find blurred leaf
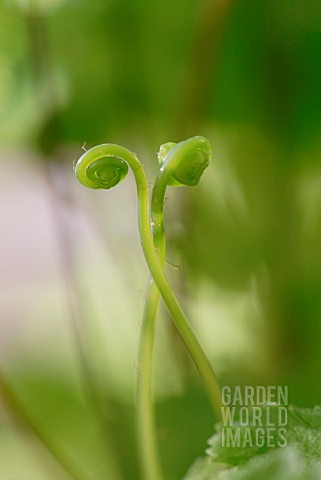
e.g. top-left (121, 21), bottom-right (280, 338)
top-left (184, 405), bottom-right (321, 480)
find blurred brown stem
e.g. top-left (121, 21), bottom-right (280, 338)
top-left (174, 0), bottom-right (235, 137)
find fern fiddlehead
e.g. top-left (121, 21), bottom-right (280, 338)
top-left (74, 139), bottom-right (222, 480)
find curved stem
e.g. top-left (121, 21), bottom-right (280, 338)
top-left (137, 141), bottom-right (222, 419)
top-left (76, 142), bottom-right (222, 414)
top-left (136, 197), bottom-right (169, 480)
top-left (137, 138), bottom-right (222, 479)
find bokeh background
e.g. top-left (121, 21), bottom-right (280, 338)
top-left (1, 0), bottom-right (321, 479)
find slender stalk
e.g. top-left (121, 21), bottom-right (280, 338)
top-left (75, 142), bottom-right (222, 417)
top-left (137, 138), bottom-right (222, 479)
top-left (137, 279), bottom-right (164, 480)
top-left (136, 158), bottom-right (171, 480)
top-left (136, 197), bottom-right (169, 480)
top-left (0, 372), bottom-right (92, 480)
top-left (135, 145), bottom-right (222, 420)
top-left (75, 140), bottom-right (222, 480)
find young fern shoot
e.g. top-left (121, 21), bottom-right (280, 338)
top-left (74, 138), bottom-right (222, 479)
top-left (137, 137), bottom-right (221, 480)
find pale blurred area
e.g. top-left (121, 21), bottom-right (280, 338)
top-left (0, 149), bottom-right (144, 384)
top-left (1, 0), bottom-right (321, 479)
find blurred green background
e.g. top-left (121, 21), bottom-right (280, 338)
top-left (1, 0), bottom-right (321, 479)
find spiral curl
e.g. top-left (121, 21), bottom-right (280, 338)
top-left (157, 136), bottom-right (211, 187)
top-left (74, 147), bottom-right (129, 190)
top-left (74, 137), bottom-right (222, 422)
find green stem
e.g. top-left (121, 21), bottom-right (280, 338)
top-left (137, 138), bottom-right (222, 479)
top-left (136, 158), bottom-right (172, 480)
top-left (136, 144), bottom-right (222, 419)
top-left (75, 143), bottom-right (221, 480)
top-left (137, 279), bottom-right (164, 480)
top-left (75, 142), bottom-right (222, 414)
top-left (0, 371), bottom-right (92, 480)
